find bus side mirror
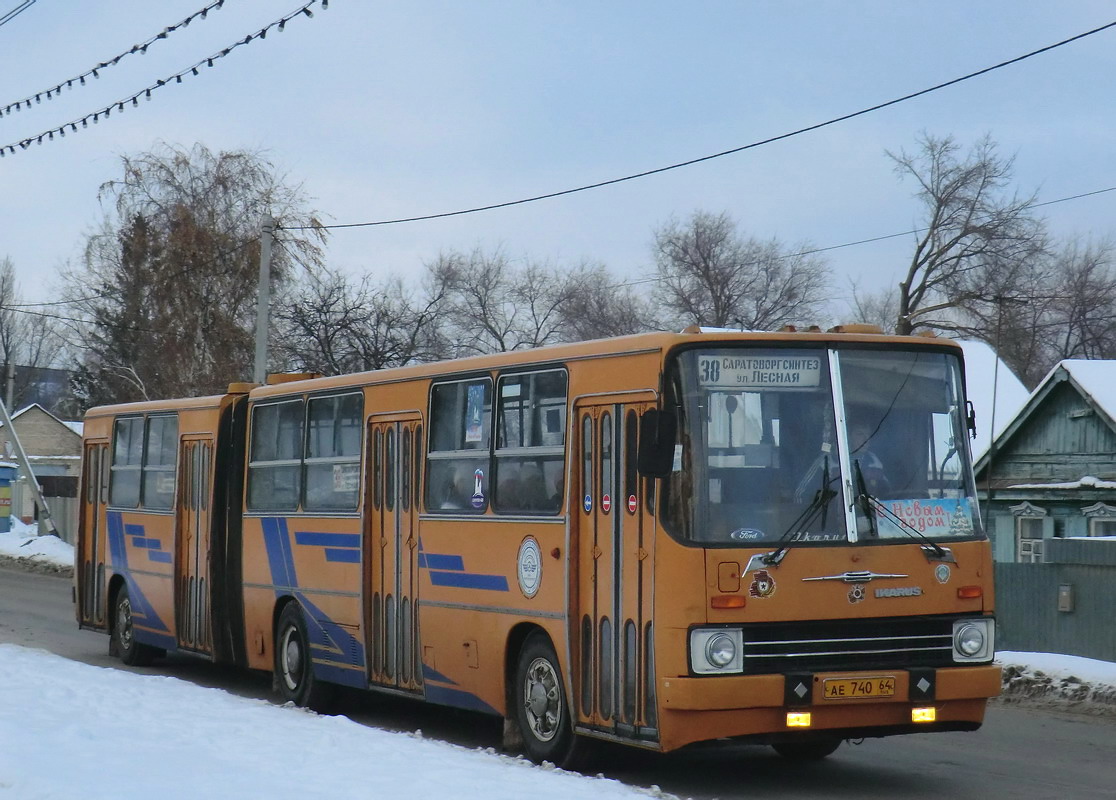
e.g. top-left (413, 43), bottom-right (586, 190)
top-left (638, 409), bottom-right (677, 478)
top-left (966, 400), bottom-right (977, 440)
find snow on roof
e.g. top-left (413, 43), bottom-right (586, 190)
top-left (2, 404), bottom-right (83, 437)
top-left (1006, 476), bottom-right (1116, 490)
top-left (956, 340), bottom-right (1029, 462)
top-left (1059, 360), bottom-right (1116, 422)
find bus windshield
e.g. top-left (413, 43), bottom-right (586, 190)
top-left (661, 346), bottom-right (983, 546)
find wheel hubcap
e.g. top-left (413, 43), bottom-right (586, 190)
top-left (280, 628), bottom-right (303, 691)
top-left (523, 657), bottom-right (561, 742)
top-left (117, 597), bottom-right (134, 649)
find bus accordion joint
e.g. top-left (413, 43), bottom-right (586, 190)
top-left (711, 595), bottom-right (745, 609)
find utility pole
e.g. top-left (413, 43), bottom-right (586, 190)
top-left (0, 396), bottom-right (56, 537)
top-left (254, 214), bottom-right (275, 384)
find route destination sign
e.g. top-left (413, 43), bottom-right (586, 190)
top-left (698, 354), bottom-right (822, 388)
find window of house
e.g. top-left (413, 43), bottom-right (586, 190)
top-left (426, 378), bottom-right (492, 512)
top-left (1082, 503), bottom-right (1116, 537)
top-left (1016, 516), bottom-right (1045, 563)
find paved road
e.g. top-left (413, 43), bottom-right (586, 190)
top-left (3, 565), bottom-right (1114, 799)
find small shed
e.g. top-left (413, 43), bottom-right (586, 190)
top-left (974, 360), bottom-right (1116, 562)
top-left (0, 404), bottom-right (83, 540)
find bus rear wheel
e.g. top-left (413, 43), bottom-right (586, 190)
top-left (274, 602), bottom-right (333, 711)
top-left (772, 738), bottom-right (842, 760)
top-left (111, 584), bottom-right (161, 667)
top-left (514, 633), bottom-right (585, 768)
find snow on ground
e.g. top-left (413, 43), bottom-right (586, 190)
top-left (0, 520), bottom-right (73, 574)
top-left (0, 644), bottom-right (671, 800)
top-left (3, 524), bottom-right (1115, 798)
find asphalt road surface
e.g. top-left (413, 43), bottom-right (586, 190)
top-left (3, 565), bottom-right (1113, 799)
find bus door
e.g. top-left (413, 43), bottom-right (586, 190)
top-left (78, 441), bottom-right (110, 628)
top-left (364, 414), bottom-right (423, 691)
top-left (574, 396), bottom-right (658, 738)
top-left (175, 436), bottom-right (213, 654)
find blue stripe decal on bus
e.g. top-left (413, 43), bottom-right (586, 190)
top-left (421, 553), bottom-right (465, 571)
top-left (416, 539), bottom-right (508, 592)
top-left (428, 571), bottom-right (509, 592)
top-left (294, 531), bottom-right (361, 549)
top-left (123, 522), bottom-right (172, 563)
top-left (420, 665), bottom-right (499, 715)
top-left (261, 517), bottom-right (296, 589)
top-left (324, 548), bottom-right (361, 563)
top-left (261, 518), bottom-right (366, 674)
top-left (105, 512), bottom-right (171, 643)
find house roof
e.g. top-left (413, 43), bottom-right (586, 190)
top-left (956, 340), bottom-right (1030, 463)
top-left (1, 403), bottom-right (83, 439)
top-left (974, 358), bottom-right (1116, 477)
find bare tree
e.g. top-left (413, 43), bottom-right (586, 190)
top-left (272, 269), bottom-right (447, 374)
top-left (889, 134), bottom-right (1046, 334)
top-left (847, 282), bottom-right (900, 331)
top-left (0, 257), bottom-right (70, 413)
top-left (63, 143), bottom-right (327, 407)
top-left (652, 211), bottom-right (832, 330)
top-left (1045, 239), bottom-right (1116, 361)
top-left (556, 261), bottom-right (659, 341)
top-left (426, 248), bottom-right (579, 355)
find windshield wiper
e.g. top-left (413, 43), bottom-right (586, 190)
top-left (752, 457), bottom-right (837, 569)
top-left (854, 464), bottom-right (956, 564)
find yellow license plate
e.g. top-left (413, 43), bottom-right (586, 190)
top-left (822, 676), bottom-right (896, 700)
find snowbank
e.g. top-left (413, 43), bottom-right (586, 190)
top-left (0, 644), bottom-right (672, 800)
top-left (0, 520), bottom-right (74, 575)
top-left (996, 651), bottom-right (1116, 716)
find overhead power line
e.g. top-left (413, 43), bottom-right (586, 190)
top-left (0, 0), bottom-right (234, 120)
top-left (0, 1), bottom-right (35, 29)
top-left (280, 18), bottom-right (1116, 233)
top-left (0, 0), bottom-right (328, 157)
top-left (611, 185), bottom-right (1116, 291)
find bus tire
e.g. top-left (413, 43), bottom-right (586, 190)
top-left (514, 632), bottom-right (584, 768)
top-left (772, 738), bottom-right (842, 760)
top-left (275, 602), bottom-right (333, 711)
top-left (111, 584), bottom-right (161, 667)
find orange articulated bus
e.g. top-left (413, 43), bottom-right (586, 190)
top-left (75, 327), bottom-right (1000, 765)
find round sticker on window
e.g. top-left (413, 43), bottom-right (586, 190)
top-left (517, 537), bottom-right (542, 598)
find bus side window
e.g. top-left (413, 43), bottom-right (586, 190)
top-left (247, 399), bottom-right (305, 512)
top-left (426, 378), bottom-right (492, 513)
top-left (494, 369), bottom-right (567, 515)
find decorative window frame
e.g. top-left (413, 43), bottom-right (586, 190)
top-left (1082, 502), bottom-right (1116, 537)
top-left (1009, 502), bottom-right (1047, 563)
top-left (1009, 501), bottom-right (1047, 518)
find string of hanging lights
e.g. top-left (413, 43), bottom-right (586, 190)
top-left (0, 0), bottom-right (328, 157)
top-left (0, 0), bottom-right (235, 120)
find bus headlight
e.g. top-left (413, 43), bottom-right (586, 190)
top-left (952, 618), bottom-right (993, 662)
top-left (707, 634), bottom-right (738, 668)
top-left (690, 628), bottom-right (743, 674)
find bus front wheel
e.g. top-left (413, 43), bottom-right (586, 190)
top-left (274, 602), bottom-right (333, 710)
top-left (111, 584), bottom-right (161, 667)
top-left (513, 633), bottom-right (584, 767)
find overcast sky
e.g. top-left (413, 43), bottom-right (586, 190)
top-left (2, 1), bottom-right (1114, 317)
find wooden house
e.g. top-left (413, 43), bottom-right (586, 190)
top-left (974, 360), bottom-right (1116, 562)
